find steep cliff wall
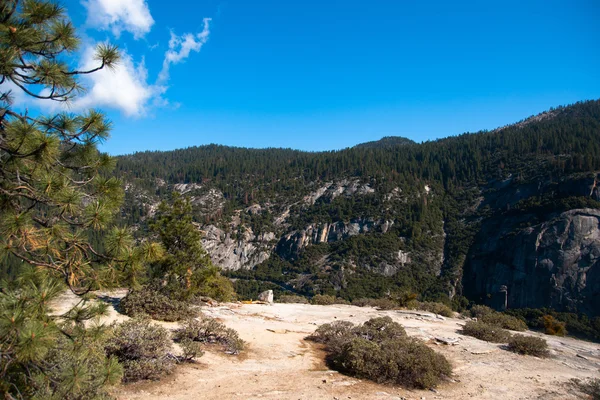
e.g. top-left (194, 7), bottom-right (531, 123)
top-left (464, 208), bottom-right (600, 315)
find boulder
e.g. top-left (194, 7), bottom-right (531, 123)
top-left (258, 290), bottom-right (274, 304)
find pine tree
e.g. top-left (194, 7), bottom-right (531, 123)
top-left (0, 1), bottom-right (161, 397)
top-left (151, 193), bottom-right (234, 301)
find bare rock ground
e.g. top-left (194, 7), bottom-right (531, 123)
top-left (52, 292), bottom-right (599, 399)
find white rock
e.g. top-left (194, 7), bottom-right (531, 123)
top-left (258, 290), bottom-right (274, 304)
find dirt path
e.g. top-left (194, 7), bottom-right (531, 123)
top-left (52, 293), bottom-right (599, 399)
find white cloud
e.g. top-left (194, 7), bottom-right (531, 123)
top-left (2, 14), bottom-right (213, 117)
top-left (83, 0), bottom-right (154, 39)
top-left (71, 46), bottom-right (165, 116)
top-left (158, 18), bottom-right (211, 83)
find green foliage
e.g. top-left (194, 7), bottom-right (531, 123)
top-left (506, 334), bottom-right (549, 357)
top-left (311, 294), bottom-right (349, 305)
top-left (307, 320), bottom-right (356, 345)
top-left (277, 294), bottom-right (309, 304)
top-left (468, 305), bottom-right (496, 319)
top-left (120, 286), bottom-right (197, 322)
top-left (541, 315), bottom-right (567, 336)
top-left (467, 305), bottom-right (527, 331)
top-left (0, 275), bottom-right (122, 399)
top-left (307, 317), bottom-right (451, 389)
top-left (408, 301), bottom-right (454, 317)
top-left (105, 318), bottom-right (175, 382)
top-left (505, 308), bottom-right (599, 342)
top-left (462, 321), bottom-right (511, 343)
top-left (351, 297), bottom-right (399, 310)
top-left (195, 266), bottom-right (236, 302)
top-left (481, 312), bottom-right (527, 331)
top-left (230, 278), bottom-right (284, 301)
top-left (178, 338), bottom-right (204, 362)
top-left (150, 193), bottom-right (214, 300)
top-left (174, 317), bottom-right (245, 355)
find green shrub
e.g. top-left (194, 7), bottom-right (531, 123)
top-left (179, 338), bottom-right (204, 362)
top-left (105, 318), bottom-right (175, 382)
top-left (409, 301), bottom-right (453, 317)
top-left (354, 316), bottom-right (408, 343)
top-left (307, 320), bottom-right (355, 343)
top-left (468, 305), bottom-right (495, 319)
top-left (481, 312), bottom-right (527, 331)
top-left (174, 317), bottom-right (245, 355)
top-left (389, 291), bottom-right (419, 307)
top-left (331, 336), bottom-right (452, 389)
top-left (507, 334), bottom-right (549, 357)
top-left (462, 321), bottom-right (511, 343)
top-left (351, 298), bottom-right (374, 307)
top-left (120, 286), bottom-right (197, 322)
top-left (196, 266), bottom-right (236, 302)
top-left (277, 294), bottom-right (309, 304)
top-left (541, 315), bottom-right (567, 336)
top-left (466, 305), bottom-right (527, 331)
top-left (311, 294), bottom-right (349, 305)
top-left (351, 298), bottom-right (399, 310)
top-left (505, 308), bottom-right (600, 342)
top-left (307, 317), bottom-right (451, 389)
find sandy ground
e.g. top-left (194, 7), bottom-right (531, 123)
top-left (52, 292), bottom-right (599, 400)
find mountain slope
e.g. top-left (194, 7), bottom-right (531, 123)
top-left (114, 100), bottom-right (600, 315)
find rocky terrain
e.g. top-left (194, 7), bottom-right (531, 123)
top-left (53, 292), bottom-right (600, 400)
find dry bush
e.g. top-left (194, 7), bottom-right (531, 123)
top-left (462, 320), bottom-right (511, 343)
top-left (307, 320), bottom-right (355, 344)
top-left (277, 295), bottom-right (309, 304)
top-left (178, 338), bottom-right (204, 362)
top-left (307, 317), bottom-right (451, 389)
top-left (481, 312), bottom-right (527, 331)
top-left (408, 301), bottom-right (453, 317)
top-left (466, 305), bottom-right (527, 331)
top-left (468, 305), bottom-right (495, 319)
top-left (174, 317), bottom-right (245, 355)
top-left (570, 378), bottom-right (600, 400)
top-left (105, 318), bottom-right (175, 382)
top-left (507, 334), bottom-right (549, 357)
top-left (332, 336), bottom-right (452, 389)
top-left (351, 298), bottom-right (399, 310)
top-left (120, 287), bottom-right (197, 322)
top-left (311, 294), bottom-right (349, 305)
top-left (541, 315), bottom-right (567, 336)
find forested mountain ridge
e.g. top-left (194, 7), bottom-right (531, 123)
top-left (353, 136), bottom-right (416, 149)
top-left (114, 100), bottom-right (600, 315)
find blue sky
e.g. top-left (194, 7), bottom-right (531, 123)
top-left (54, 1), bottom-right (600, 154)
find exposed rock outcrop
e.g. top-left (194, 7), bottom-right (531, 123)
top-left (276, 218), bottom-right (394, 259)
top-left (464, 208), bottom-right (600, 315)
top-left (303, 179), bottom-right (375, 205)
top-left (201, 225), bottom-right (275, 270)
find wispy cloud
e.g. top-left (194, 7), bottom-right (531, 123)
top-left (83, 0), bottom-right (154, 39)
top-left (158, 18), bottom-right (211, 84)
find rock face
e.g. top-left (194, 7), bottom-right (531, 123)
top-left (201, 225), bottom-right (275, 271)
top-left (464, 208), bottom-right (600, 316)
top-left (276, 218), bottom-right (393, 259)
